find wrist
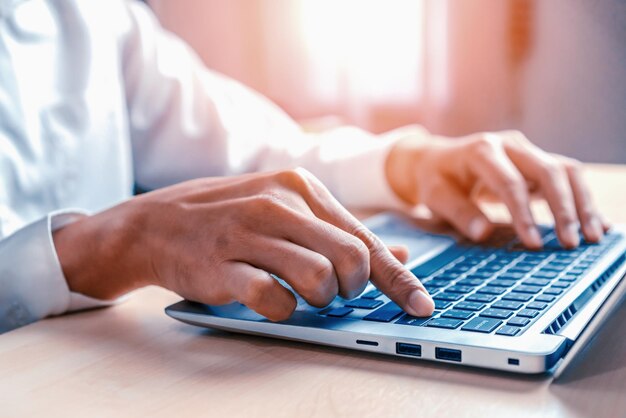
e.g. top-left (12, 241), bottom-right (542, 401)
top-left (53, 201), bottom-right (149, 300)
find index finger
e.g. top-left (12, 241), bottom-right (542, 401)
top-left (292, 169), bottom-right (435, 317)
top-left (467, 137), bottom-right (543, 249)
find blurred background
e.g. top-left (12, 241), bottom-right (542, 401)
top-left (148, 0), bottom-right (626, 163)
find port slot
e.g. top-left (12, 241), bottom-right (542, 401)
top-left (435, 347), bottom-right (462, 362)
top-left (396, 342), bottom-right (422, 357)
top-left (356, 339), bottom-right (378, 346)
top-left (508, 358), bottom-right (520, 366)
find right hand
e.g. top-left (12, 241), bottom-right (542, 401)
top-left (54, 169), bottom-right (434, 321)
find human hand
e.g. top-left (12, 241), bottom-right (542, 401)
top-left (386, 130), bottom-right (609, 249)
top-left (54, 169), bottom-right (434, 321)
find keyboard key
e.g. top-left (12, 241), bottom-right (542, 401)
top-left (513, 285), bottom-right (542, 294)
top-left (345, 299), bottom-right (384, 309)
top-left (466, 294), bottom-right (497, 303)
top-left (507, 265), bottom-right (533, 273)
top-left (507, 316), bottom-right (531, 327)
top-left (480, 308), bottom-right (513, 320)
top-left (498, 272), bottom-right (525, 280)
top-left (479, 265), bottom-right (502, 273)
top-left (458, 259), bottom-right (481, 266)
top-left (535, 294), bottom-right (556, 303)
top-left (323, 307), bottom-right (353, 317)
top-left (447, 264), bottom-right (472, 273)
top-left (532, 271), bottom-right (559, 279)
top-left (396, 314), bottom-right (430, 326)
top-left (462, 317), bottom-right (502, 333)
top-left (491, 300), bottom-right (524, 310)
top-left (457, 278), bottom-right (484, 287)
top-left (441, 309), bottom-right (475, 320)
top-left (515, 262), bottom-right (537, 269)
top-left (424, 286), bottom-right (441, 295)
top-left (496, 325), bottom-right (521, 336)
top-left (489, 279), bottom-right (517, 287)
top-left (363, 302), bottom-right (404, 322)
top-left (517, 309), bottom-right (539, 318)
top-left (539, 265), bottom-right (563, 272)
top-left (424, 279), bottom-right (450, 288)
top-left (411, 246), bottom-right (466, 277)
top-left (426, 318), bottom-right (464, 329)
top-left (455, 301), bottom-right (486, 311)
top-left (434, 292), bottom-right (463, 302)
top-left (432, 273), bottom-right (459, 281)
top-left (434, 299), bottom-right (453, 310)
top-left (524, 278), bottom-right (550, 286)
top-left (552, 281), bottom-right (571, 289)
top-left (477, 286), bottom-right (507, 295)
top-left (544, 287), bottom-right (564, 295)
top-left (466, 272), bottom-right (494, 279)
top-left (447, 285), bottom-right (474, 294)
top-left (362, 289), bottom-right (382, 299)
top-left (526, 302), bottom-right (547, 311)
top-left (502, 292), bottom-right (533, 302)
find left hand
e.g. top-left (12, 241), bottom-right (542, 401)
top-left (385, 130), bottom-right (609, 249)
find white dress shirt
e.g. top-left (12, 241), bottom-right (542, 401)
top-left (0, 0), bottom-right (417, 333)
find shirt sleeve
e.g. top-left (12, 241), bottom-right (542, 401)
top-left (121, 2), bottom-right (428, 209)
top-left (0, 210), bottom-right (116, 333)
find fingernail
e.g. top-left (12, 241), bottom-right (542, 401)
top-left (527, 227), bottom-right (543, 249)
top-left (468, 217), bottom-right (489, 242)
top-left (409, 289), bottom-right (434, 317)
top-left (567, 223), bottom-right (580, 246)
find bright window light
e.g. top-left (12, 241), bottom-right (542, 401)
top-left (298, 0), bottom-right (424, 103)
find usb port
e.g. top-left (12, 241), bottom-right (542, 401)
top-left (396, 342), bottom-right (422, 357)
top-left (435, 347), bottom-right (462, 362)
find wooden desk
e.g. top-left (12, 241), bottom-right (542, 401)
top-left (1, 164), bottom-right (625, 418)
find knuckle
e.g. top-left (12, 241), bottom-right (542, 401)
top-left (251, 193), bottom-right (286, 214)
top-left (337, 239), bottom-right (370, 296)
top-left (351, 224), bottom-right (379, 251)
top-left (500, 174), bottom-right (525, 193)
top-left (505, 129), bottom-right (530, 145)
top-left (339, 238), bottom-right (370, 269)
top-left (539, 158), bottom-right (565, 179)
top-left (310, 257), bottom-right (335, 286)
top-left (578, 208), bottom-right (595, 221)
top-left (555, 209), bottom-right (577, 224)
top-left (275, 168), bottom-right (312, 191)
top-left (302, 257), bottom-right (336, 306)
top-left (470, 133), bottom-right (501, 155)
top-left (563, 157), bottom-right (583, 174)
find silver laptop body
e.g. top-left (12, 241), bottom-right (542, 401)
top-left (166, 213), bottom-right (626, 375)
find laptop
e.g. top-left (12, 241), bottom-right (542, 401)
top-left (165, 212), bottom-right (626, 375)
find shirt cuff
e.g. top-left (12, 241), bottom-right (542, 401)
top-left (330, 124), bottom-right (430, 209)
top-left (0, 209), bottom-right (120, 331)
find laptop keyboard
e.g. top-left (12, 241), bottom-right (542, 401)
top-left (318, 228), bottom-right (622, 337)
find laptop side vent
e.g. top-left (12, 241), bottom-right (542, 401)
top-left (544, 253), bottom-right (626, 335)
